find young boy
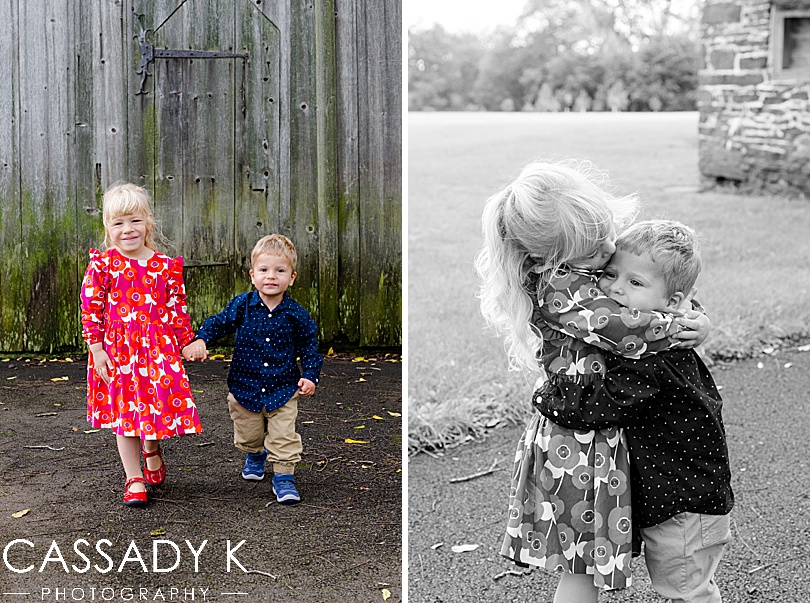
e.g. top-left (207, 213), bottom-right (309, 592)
top-left (182, 234), bottom-right (323, 504)
top-left (597, 220), bottom-right (733, 603)
top-left (536, 219), bottom-right (733, 602)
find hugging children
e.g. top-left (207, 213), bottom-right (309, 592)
top-left (475, 160), bottom-right (732, 603)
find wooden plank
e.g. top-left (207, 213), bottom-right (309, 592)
top-left (234, 2), bottom-right (282, 298)
top-left (287, 0), bottom-right (321, 323)
top-left (0, 0), bottom-right (22, 349)
top-left (382, 0), bottom-right (403, 346)
top-left (17, 0), bottom-right (77, 351)
top-left (356, 0), bottom-right (387, 346)
top-left (335, 0), bottom-right (360, 343)
top-left (314, 0), bottom-right (339, 341)
top-left (177, 0), bottom-right (237, 322)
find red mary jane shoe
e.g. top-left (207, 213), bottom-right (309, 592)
top-left (142, 444), bottom-right (167, 486)
top-left (123, 477), bottom-right (148, 508)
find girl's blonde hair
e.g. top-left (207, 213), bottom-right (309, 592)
top-left (102, 182), bottom-right (163, 251)
top-left (474, 159), bottom-right (638, 373)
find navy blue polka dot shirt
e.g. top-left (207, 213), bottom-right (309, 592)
top-left (195, 291), bottom-right (323, 413)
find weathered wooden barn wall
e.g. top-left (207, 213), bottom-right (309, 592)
top-left (698, 0), bottom-right (810, 194)
top-left (0, 0), bottom-right (402, 352)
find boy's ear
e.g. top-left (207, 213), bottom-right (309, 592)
top-left (665, 291), bottom-right (686, 311)
top-left (290, 271), bottom-right (297, 285)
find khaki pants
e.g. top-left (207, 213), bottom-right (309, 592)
top-left (641, 512), bottom-right (731, 603)
top-left (227, 392), bottom-right (302, 475)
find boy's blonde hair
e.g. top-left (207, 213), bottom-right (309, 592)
top-left (615, 219), bottom-right (702, 296)
top-left (102, 182), bottom-right (160, 251)
top-left (475, 159), bottom-right (638, 373)
top-left (252, 234), bottom-right (298, 271)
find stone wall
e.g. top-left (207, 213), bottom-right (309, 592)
top-left (698, 0), bottom-right (810, 195)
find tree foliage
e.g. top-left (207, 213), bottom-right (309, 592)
top-left (408, 0), bottom-right (701, 112)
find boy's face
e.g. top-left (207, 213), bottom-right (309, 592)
top-left (250, 253), bottom-right (296, 303)
top-left (597, 249), bottom-right (680, 312)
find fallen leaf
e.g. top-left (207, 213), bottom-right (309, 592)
top-left (150, 528), bottom-right (166, 537)
top-left (84, 429), bottom-right (100, 434)
top-left (431, 542), bottom-right (444, 550)
top-left (344, 438), bottom-right (370, 444)
top-left (50, 376), bottom-right (69, 382)
top-left (798, 344), bottom-right (810, 352)
top-left (356, 378), bottom-right (367, 382)
top-left (381, 589), bottom-right (391, 601)
top-left (72, 427), bottom-right (79, 432)
top-left (209, 354), bottom-right (225, 360)
top-left (192, 390), bottom-right (204, 393)
top-left (64, 358), bottom-right (74, 362)
top-left (35, 412), bottom-right (58, 417)
top-left (387, 411), bottom-right (401, 417)
top-left (327, 347), bottom-right (336, 356)
top-left (1, 358), bottom-right (8, 362)
top-left (372, 415), bottom-right (385, 420)
top-left (756, 362), bottom-right (764, 369)
top-left (302, 420), bottom-right (314, 424)
top-left (6, 376), bottom-right (16, 380)
top-left (784, 362), bottom-right (793, 369)
top-left (352, 356), bottom-right (367, 362)
top-left (53, 403), bottom-right (62, 407)
top-left (12, 509), bottom-right (30, 518)
top-left (354, 425), bottom-right (366, 430)
top-left (451, 544), bottom-right (479, 553)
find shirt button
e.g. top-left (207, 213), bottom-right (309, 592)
top-left (263, 362), bottom-right (268, 367)
top-left (261, 388), bottom-right (266, 393)
top-left (265, 338), bottom-right (270, 342)
top-left (268, 313), bottom-right (272, 318)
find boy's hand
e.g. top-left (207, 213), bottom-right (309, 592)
top-left (297, 378), bottom-right (316, 397)
top-left (673, 310), bottom-right (711, 348)
top-left (182, 339), bottom-right (208, 362)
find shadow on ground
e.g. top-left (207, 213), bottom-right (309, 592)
top-left (409, 349), bottom-right (810, 602)
top-left (0, 353), bottom-right (402, 602)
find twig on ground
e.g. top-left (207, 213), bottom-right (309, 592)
top-left (748, 555), bottom-right (799, 574)
top-left (450, 459), bottom-right (501, 483)
top-left (750, 506), bottom-right (765, 521)
top-left (196, 441), bottom-right (215, 447)
top-left (23, 445), bottom-right (65, 451)
top-left (493, 569), bottom-right (529, 581)
top-left (732, 517), bottom-right (758, 558)
top-left (245, 569), bottom-right (277, 579)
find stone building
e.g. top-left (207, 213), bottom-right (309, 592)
top-left (699, 0), bottom-right (810, 195)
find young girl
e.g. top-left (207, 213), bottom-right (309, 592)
top-left (80, 182), bottom-right (202, 508)
top-left (474, 160), bottom-right (708, 602)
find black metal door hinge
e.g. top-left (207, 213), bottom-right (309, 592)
top-left (134, 14), bottom-right (249, 95)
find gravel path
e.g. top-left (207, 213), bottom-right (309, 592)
top-left (408, 349), bottom-right (810, 602)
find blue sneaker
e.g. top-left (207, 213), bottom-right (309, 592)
top-left (272, 473), bottom-right (300, 504)
top-left (242, 450), bottom-right (267, 481)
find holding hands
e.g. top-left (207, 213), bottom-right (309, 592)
top-left (182, 339), bottom-right (209, 362)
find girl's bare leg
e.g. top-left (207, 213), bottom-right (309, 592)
top-left (554, 572), bottom-right (599, 603)
top-left (116, 435), bottom-right (145, 493)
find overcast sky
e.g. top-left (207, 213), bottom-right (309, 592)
top-left (406, 0), bottom-right (527, 33)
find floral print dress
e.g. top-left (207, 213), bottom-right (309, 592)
top-left (80, 248), bottom-right (202, 440)
top-left (500, 264), bottom-right (679, 590)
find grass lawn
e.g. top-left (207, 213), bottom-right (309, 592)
top-left (408, 111), bottom-right (810, 453)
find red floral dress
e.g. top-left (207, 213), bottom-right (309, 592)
top-left (501, 265), bottom-right (680, 590)
top-left (80, 248), bottom-right (202, 439)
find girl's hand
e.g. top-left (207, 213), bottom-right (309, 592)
top-left (673, 310), bottom-right (711, 348)
top-left (91, 347), bottom-right (114, 384)
top-left (297, 378), bottom-right (316, 397)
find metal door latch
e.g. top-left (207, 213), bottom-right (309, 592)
top-left (134, 13), bottom-right (249, 95)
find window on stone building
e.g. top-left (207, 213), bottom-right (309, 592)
top-left (771, 8), bottom-right (810, 79)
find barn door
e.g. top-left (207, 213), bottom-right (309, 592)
top-left (132, 0), bottom-right (281, 325)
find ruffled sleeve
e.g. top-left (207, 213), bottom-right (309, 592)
top-left (80, 248), bottom-right (109, 346)
top-left (166, 256), bottom-right (196, 348)
top-left (533, 265), bottom-right (680, 359)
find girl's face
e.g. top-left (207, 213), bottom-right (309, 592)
top-left (570, 237), bottom-right (616, 270)
top-left (108, 213), bottom-right (149, 257)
